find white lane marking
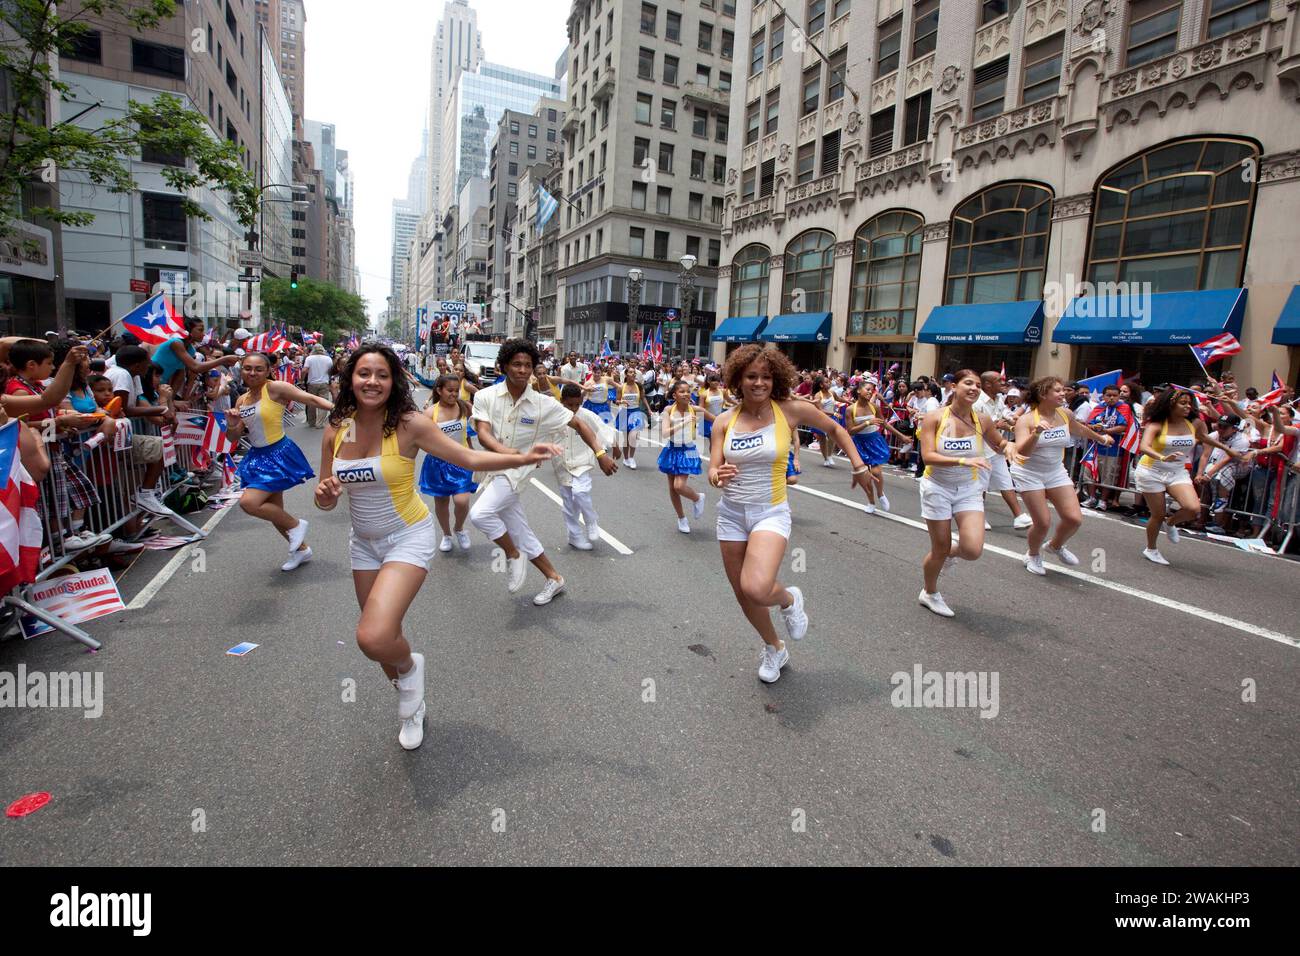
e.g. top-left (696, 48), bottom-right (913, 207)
top-left (789, 482), bottom-right (1299, 650)
top-left (528, 477), bottom-right (634, 555)
top-left (126, 504), bottom-right (237, 610)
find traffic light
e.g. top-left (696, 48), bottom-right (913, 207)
top-left (290, 269), bottom-right (298, 289)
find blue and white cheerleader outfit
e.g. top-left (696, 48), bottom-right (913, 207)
top-left (658, 406), bottom-right (702, 475)
top-left (850, 399), bottom-right (891, 467)
top-left (582, 380), bottom-right (617, 427)
top-left (615, 382), bottom-right (648, 433)
top-left (236, 391), bottom-right (315, 492)
top-left (700, 388), bottom-right (726, 439)
top-left (419, 408), bottom-right (479, 497)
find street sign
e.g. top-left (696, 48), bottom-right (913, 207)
top-left (663, 322), bottom-right (681, 330)
top-left (129, 279), bottom-right (150, 294)
top-left (237, 273), bottom-right (262, 283)
top-left (238, 250), bottom-right (263, 269)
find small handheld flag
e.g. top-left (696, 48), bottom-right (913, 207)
top-left (1191, 333), bottom-right (1242, 367)
top-left (120, 294), bottom-right (186, 346)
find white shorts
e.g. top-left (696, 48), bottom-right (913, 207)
top-left (349, 515), bottom-right (437, 571)
top-left (985, 453), bottom-right (1014, 492)
top-left (716, 498), bottom-right (792, 541)
top-left (919, 476), bottom-right (986, 521)
top-left (1010, 461), bottom-right (1074, 493)
top-left (1133, 462), bottom-right (1192, 494)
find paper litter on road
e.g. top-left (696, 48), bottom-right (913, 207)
top-left (227, 642), bottom-right (259, 656)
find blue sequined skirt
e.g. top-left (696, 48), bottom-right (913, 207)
top-left (237, 436), bottom-right (314, 492)
top-left (582, 399), bottom-right (615, 427)
top-left (419, 454), bottom-right (478, 497)
top-left (853, 431), bottom-right (890, 466)
top-left (616, 407), bottom-right (647, 433)
top-left (658, 444), bottom-right (701, 475)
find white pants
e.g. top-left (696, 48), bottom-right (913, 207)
top-left (470, 475), bottom-right (544, 559)
top-left (559, 474), bottom-right (597, 540)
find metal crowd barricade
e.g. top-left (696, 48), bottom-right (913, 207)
top-left (2, 397), bottom-right (222, 649)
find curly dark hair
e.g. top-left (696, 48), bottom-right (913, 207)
top-left (498, 337), bottom-right (541, 371)
top-left (1025, 375), bottom-right (1065, 408)
top-left (1146, 386), bottom-right (1197, 424)
top-left (329, 343), bottom-right (416, 435)
top-left (721, 344), bottom-right (796, 401)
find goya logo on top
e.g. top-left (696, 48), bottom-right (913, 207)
top-left (946, 439), bottom-right (974, 452)
top-left (239, 405), bottom-right (257, 420)
top-left (336, 467), bottom-right (376, 484)
top-left (730, 434), bottom-right (766, 451)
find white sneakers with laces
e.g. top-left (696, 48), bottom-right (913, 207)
top-left (780, 587), bottom-right (808, 641)
top-left (586, 523), bottom-right (601, 542)
top-left (692, 495), bottom-right (706, 520)
top-left (135, 489), bottom-right (171, 517)
top-left (1166, 524), bottom-right (1181, 544)
top-left (1143, 548), bottom-right (1170, 566)
top-left (568, 536), bottom-right (593, 550)
top-left (506, 555), bottom-right (527, 593)
top-left (878, 495), bottom-right (891, 513)
top-left (394, 653), bottom-right (424, 720)
top-left (287, 518), bottom-right (309, 554)
top-left (626, 458), bottom-right (637, 470)
top-left (865, 502), bottom-right (876, 515)
top-left (1023, 552), bottom-right (1046, 576)
top-left (438, 535), bottom-right (454, 553)
top-left (677, 516), bottom-right (691, 533)
top-left (757, 640), bottom-right (789, 683)
top-left (918, 590), bottom-right (955, 617)
top-left (1013, 513), bottom-right (1033, 530)
top-left (280, 547), bottom-right (312, 572)
top-left (455, 531), bottom-right (472, 550)
top-left (1045, 544), bottom-right (1080, 566)
top-left (533, 576), bottom-right (565, 606)
top-left (399, 700), bottom-right (426, 751)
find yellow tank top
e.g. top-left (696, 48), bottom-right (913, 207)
top-left (721, 401), bottom-right (793, 506)
top-left (1139, 420), bottom-right (1196, 469)
top-left (332, 423), bottom-right (429, 534)
top-left (923, 406), bottom-right (984, 481)
top-left (238, 392), bottom-right (287, 448)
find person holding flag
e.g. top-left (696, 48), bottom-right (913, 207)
top-left (225, 351), bottom-right (335, 571)
top-left (1081, 384), bottom-right (1136, 512)
top-left (151, 317), bottom-right (240, 396)
top-left (1134, 388), bottom-right (1242, 566)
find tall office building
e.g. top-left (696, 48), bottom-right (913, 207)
top-left (427, 1), bottom-right (484, 220)
top-left (556, 0), bottom-right (734, 357)
top-left (261, 26), bottom-right (294, 281)
top-left (441, 63), bottom-right (563, 223)
top-left (305, 119), bottom-right (337, 198)
top-left (277, 0), bottom-right (306, 138)
top-left (253, 0), bottom-right (281, 62)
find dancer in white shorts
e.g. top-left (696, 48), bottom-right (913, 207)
top-left (1135, 388), bottom-right (1241, 565)
top-left (708, 345), bottom-right (873, 684)
top-left (917, 370), bottom-right (1018, 617)
top-left (1012, 376), bottom-right (1114, 575)
top-left (315, 344), bottom-right (558, 750)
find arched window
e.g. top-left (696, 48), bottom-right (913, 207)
top-left (945, 182), bottom-right (1053, 304)
top-left (782, 229), bottom-right (835, 313)
top-left (1087, 137), bottom-right (1259, 293)
top-left (729, 243), bottom-right (770, 316)
top-left (849, 210), bottom-right (924, 337)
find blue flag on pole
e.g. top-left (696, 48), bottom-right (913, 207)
top-left (1076, 368), bottom-right (1123, 403)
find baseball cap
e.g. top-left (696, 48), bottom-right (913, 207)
top-left (233, 328), bottom-right (252, 341)
top-left (1217, 414), bottom-right (1241, 428)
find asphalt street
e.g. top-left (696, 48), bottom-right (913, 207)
top-left (2, 409), bottom-right (1297, 866)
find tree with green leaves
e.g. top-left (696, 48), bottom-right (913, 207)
top-left (260, 275), bottom-right (367, 343)
top-left (0, 0), bottom-right (259, 234)
top-left (384, 314), bottom-right (403, 340)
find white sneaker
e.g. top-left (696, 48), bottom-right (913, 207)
top-left (106, 538), bottom-right (145, 554)
top-left (586, 523), bottom-right (600, 542)
top-left (1045, 544), bottom-right (1080, 566)
top-left (135, 489), bottom-right (171, 517)
top-left (781, 586), bottom-right (808, 641)
top-left (865, 502), bottom-right (876, 515)
top-left (918, 590), bottom-right (955, 617)
top-left (878, 495), bottom-right (891, 513)
top-left (62, 533), bottom-right (93, 551)
top-left (821, 458), bottom-right (834, 467)
top-left (569, 536), bottom-right (593, 550)
top-left (506, 555), bottom-right (527, 593)
top-left (1024, 553), bottom-right (1046, 576)
top-left (626, 458), bottom-right (637, 470)
top-left (984, 520), bottom-right (993, 531)
top-left (692, 495), bottom-right (706, 520)
top-left (533, 576), bottom-right (565, 606)
top-left (455, 531), bottom-right (471, 550)
top-left (677, 516), bottom-right (691, 533)
top-left (1013, 513), bottom-right (1033, 530)
top-left (439, 535), bottom-right (454, 552)
top-left (280, 546), bottom-right (312, 571)
top-left (1143, 548), bottom-right (1170, 565)
top-left (395, 653), bottom-right (424, 720)
top-left (287, 518), bottom-right (309, 554)
top-left (398, 700), bottom-right (426, 751)
top-left (1166, 524), bottom-right (1181, 544)
top-left (1095, 500), bottom-right (1109, 512)
top-left (757, 641), bottom-right (789, 683)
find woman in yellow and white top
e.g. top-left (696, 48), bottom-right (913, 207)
top-left (1012, 376), bottom-right (1114, 575)
top-left (227, 351), bottom-right (335, 572)
top-left (915, 370), bottom-right (1017, 618)
top-left (707, 344), bottom-right (875, 685)
top-left (1134, 387), bottom-right (1240, 566)
top-left (315, 344), bottom-right (559, 751)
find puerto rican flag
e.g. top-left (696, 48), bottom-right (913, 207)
top-left (121, 294), bottom-right (186, 346)
top-left (246, 329), bottom-right (288, 353)
top-left (1259, 371), bottom-right (1286, 408)
top-left (0, 421), bottom-right (42, 595)
top-left (161, 425), bottom-right (177, 467)
top-left (173, 413), bottom-right (211, 447)
top-left (1119, 417), bottom-right (1141, 455)
top-left (652, 323), bottom-right (663, 363)
top-left (194, 411), bottom-right (235, 470)
top-left (1191, 332), bottom-right (1242, 366)
top-left (1080, 441), bottom-right (1099, 482)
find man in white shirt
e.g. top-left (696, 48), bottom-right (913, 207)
top-left (471, 339), bottom-right (617, 606)
top-left (973, 371), bottom-right (1031, 528)
top-left (558, 351), bottom-right (588, 383)
top-left (302, 345), bottom-right (335, 427)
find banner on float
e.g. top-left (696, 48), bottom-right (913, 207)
top-left (20, 568), bottom-right (126, 639)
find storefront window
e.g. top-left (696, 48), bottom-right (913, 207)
top-left (729, 243), bottom-right (770, 316)
top-left (945, 182), bottom-right (1053, 304)
top-left (1086, 137), bottom-right (1259, 293)
top-left (849, 210), bottom-right (923, 337)
top-left (782, 230), bottom-right (834, 313)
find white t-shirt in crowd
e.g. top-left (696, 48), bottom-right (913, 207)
top-left (559, 362), bottom-right (588, 383)
top-left (105, 364), bottom-right (142, 402)
top-left (303, 354), bottom-right (334, 385)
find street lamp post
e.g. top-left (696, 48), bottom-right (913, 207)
top-left (627, 267), bottom-right (643, 357)
top-left (677, 254), bottom-right (697, 358)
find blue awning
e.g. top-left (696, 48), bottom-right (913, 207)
top-left (712, 315), bottom-right (768, 342)
top-left (758, 312), bottom-right (832, 343)
top-left (1273, 285), bottom-right (1300, 346)
top-left (1052, 288), bottom-right (1246, 345)
top-left (917, 300), bottom-right (1044, 345)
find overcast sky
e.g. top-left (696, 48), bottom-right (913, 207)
top-left (304, 0), bottom-right (572, 322)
